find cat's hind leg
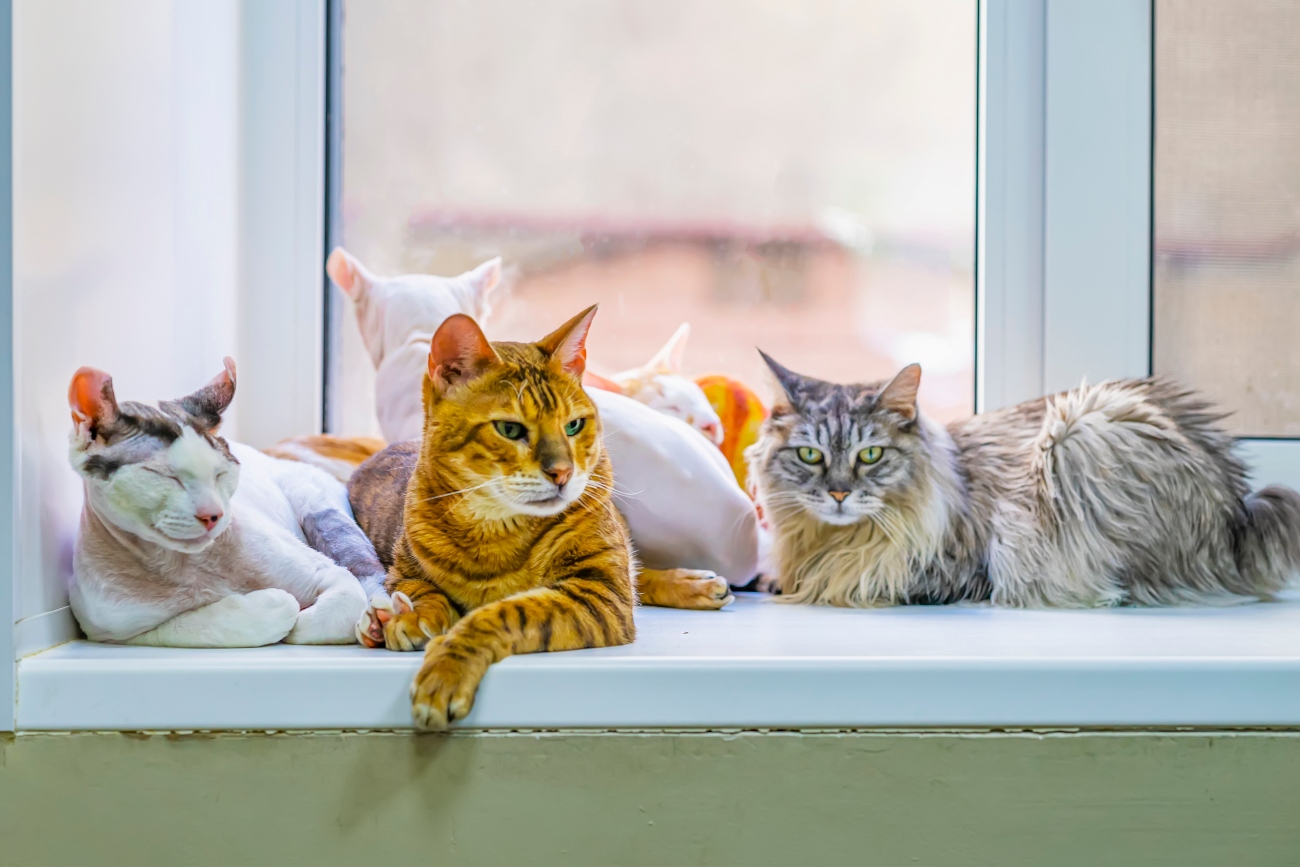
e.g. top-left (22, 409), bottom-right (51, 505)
top-left (636, 568), bottom-right (734, 610)
top-left (122, 589), bottom-right (299, 648)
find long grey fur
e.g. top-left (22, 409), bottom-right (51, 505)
top-left (747, 359), bottom-right (1300, 608)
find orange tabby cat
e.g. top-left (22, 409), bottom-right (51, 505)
top-left (348, 306), bottom-right (730, 729)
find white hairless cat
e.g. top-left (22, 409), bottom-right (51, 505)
top-left (67, 360), bottom-right (382, 646)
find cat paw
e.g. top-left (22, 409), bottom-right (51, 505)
top-left (752, 573), bottom-right (784, 595)
top-left (236, 588), bottom-right (302, 645)
top-left (646, 569), bottom-right (734, 610)
top-left (410, 637), bottom-right (487, 731)
top-left (284, 572), bottom-right (367, 645)
top-left (382, 592), bottom-right (447, 652)
top-left (355, 590), bottom-right (396, 648)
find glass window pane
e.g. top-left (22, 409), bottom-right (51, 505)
top-left (1154, 0), bottom-right (1300, 436)
top-left (336, 0), bottom-right (975, 436)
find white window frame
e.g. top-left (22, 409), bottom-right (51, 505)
top-left (11, 0), bottom-right (1300, 733)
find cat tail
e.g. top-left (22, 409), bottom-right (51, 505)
top-left (264, 435), bottom-right (387, 483)
top-left (1235, 485), bottom-right (1300, 595)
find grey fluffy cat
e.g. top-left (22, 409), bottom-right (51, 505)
top-left (747, 354), bottom-right (1300, 607)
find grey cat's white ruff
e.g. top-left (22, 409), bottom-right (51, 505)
top-left (749, 358), bottom-right (1300, 608)
top-left (68, 361), bottom-right (379, 646)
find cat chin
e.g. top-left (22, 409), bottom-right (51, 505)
top-left (149, 526), bottom-right (223, 553)
top-left (813, 511), bottom-right (867, 527)
top-left (509, 496), bottom-right (579, 518)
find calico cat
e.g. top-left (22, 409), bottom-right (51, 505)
top-left (748, 355), bottom-right (1300, 607)
top-left (584, 323), bottom-right (724, 445)
top-left (68, 359), bottom-right (384, 645)
top-left (348, 307), bottom-right (731, 729)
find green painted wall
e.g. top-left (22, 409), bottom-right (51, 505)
top-left (2, 730), bottom-right (1298, 865)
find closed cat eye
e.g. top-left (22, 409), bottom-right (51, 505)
top-left (493, 420), bottom-right (527, 441)
top-left (564, 418), bottom-right (586, 436)
top-left (859, 446), bottom-right (884, 465)
top-left (796, 446), bottom-right (824, 465)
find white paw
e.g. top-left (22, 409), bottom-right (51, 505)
top-left (231, 588), bottom-right (301, 646)
top-left (284, 574), bottom-right (367, 645)
top-left (355, 589), bottom-right (398, 648)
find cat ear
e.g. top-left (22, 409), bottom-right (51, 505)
top-left (428, 314), bottom-right (499, 391)
top-left (582, 369), bottom-right (626, 395)
top-left (326, 247), bottom-right (375, 301)
top-left (757, 349), bottom-right (810, 408)
top-left (69, 366), bottom-right (120, 440)
top-left (877, 363), bottom-right (922, 422)
top-left (646, 323), bottom-right (690, 374)
top-left (538, 305), bottom-right (598, 378)
top-left (465, 257), bottom-right (502, 302)
top-left (176, 357), bottom-right (237, 432)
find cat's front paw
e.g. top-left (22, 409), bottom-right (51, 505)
top-left (284, 572), bottom-right (367, 645)
top-left (355, 590), bottom-right (395, 648)
top-left (231, 588), bottom-right (301, 645)
top-left (381, 592), bottom-right (449, 652)
top-left (410, 637), bottom-right (487, 731)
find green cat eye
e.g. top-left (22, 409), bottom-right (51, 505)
top-left (564, 418), bottom-right (586, 436)
top-left (859, 446), bottom-right (884, 465)
top-left (493, 420), bottom-right (527, 441)
top-left (796, 446), bottom-right (824, 465)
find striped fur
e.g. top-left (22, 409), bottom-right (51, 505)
top-left (348, 308), bottom-right (729, 729)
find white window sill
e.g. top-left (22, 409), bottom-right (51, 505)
top-left (16, 592), bottom-right (1300, 731)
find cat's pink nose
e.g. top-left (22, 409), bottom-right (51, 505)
top-left (545, 466), bottom-right (573, 487)
top-left (195, 509), bottom-right (223, 530)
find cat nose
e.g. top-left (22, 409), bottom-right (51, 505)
top-left (195, 508), bottom-right (223, 530)
top-left (827, 491), bottom-right (850, 503)
top-left (699, 420), bottom-right (722, 443)
top-left (544, 465), bottom-right (573, 487)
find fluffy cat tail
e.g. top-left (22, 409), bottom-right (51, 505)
top-left (264, 435), bottom-right (387, 484)
top-left (1236, 485), bottom-right (1300, 595)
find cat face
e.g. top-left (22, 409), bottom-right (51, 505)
top-left (749, 354), bottom-right (924, 526)
top-left (68, 360), bottom-right (241, 553)
top-left (423, 307), bottom-right (603, 519)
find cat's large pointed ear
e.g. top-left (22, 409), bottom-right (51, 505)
top-left (646, 323), bottom-right (690, 374)
top-left (757, 349), bottom-right (810, 409)
top-left (69, 366), bottom-right (120, 441)
top-left (465, 257), bottom-right (502, 303)
top-left (326, 247), bottom-right (376, 301)
top-left (877, 363), bottom-right (922, 422)
top-left (538, 305), bottom-right (597, 378)
top-left (174, 357), bottom-right (237, 433)
top-left (428, 314), bottom-right (499, 391)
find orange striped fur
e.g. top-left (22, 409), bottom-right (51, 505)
top-left (348, 307), bottom-right (730, 730)
top-left (263, 434), bottom-right (386, 483)
top-left (696, 374), bottom-right (769, 493)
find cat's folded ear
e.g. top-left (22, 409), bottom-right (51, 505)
top-left (877, 363), bottom-right (922, 422)
top-left (326, 247), bottom-right (376, 301)
top-left (69, 366), bottom-right (120, 441)
top-left (175, 357), bottom-right (238, 433)
top-left (539, 305), bottom-right (598, 379)
top-left (428, 314), bottom-right (500, 391)
top-left (757, 349), bottom-right (809, 409)
top-left (582, 369), bottom-right (626, 395)
top-left (645, 322), bottom-right (690, 374)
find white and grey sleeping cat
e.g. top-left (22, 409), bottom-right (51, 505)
top-left (749, 355), bottom-right (1300, 607)
top-left (68, 359), bottom-right (386, 646)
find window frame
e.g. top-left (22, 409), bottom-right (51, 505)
top-left (19, 0), bottom-right (1299, 733)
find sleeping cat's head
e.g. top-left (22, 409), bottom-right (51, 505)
top-left (747, 353), bottom-right (926, 527)
top-left (68, 359), bottom-right (240, 553)
top-left (326, 246), bottom-right (501, 367)
top-left (421, 306), bottom-right (603, 519)
top-left (588, 323), bottom-right (724, 445)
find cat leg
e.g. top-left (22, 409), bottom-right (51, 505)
top-left (636, 568), bottom-right (734, 610)
top-left (245, 521), bottom-right (368, 645)
top-left (410, 575), bottom-right (636, 730)
top-left (284, 564), bottom-right (369, 645)
top-left (122, 589), bottom-right (299, 648)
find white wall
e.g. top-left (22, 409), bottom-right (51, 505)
top-left (12, 0), bottom-right (241, 654)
